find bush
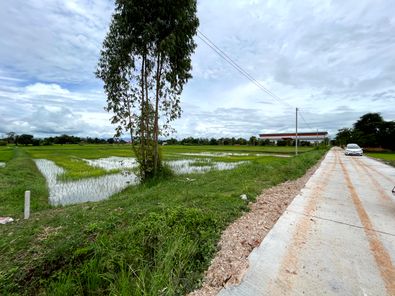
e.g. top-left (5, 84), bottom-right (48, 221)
top-left (0, 140), bottom-right (7, 146)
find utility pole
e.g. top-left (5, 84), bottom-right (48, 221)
top-left (295, 107), bottom-right (298, 156)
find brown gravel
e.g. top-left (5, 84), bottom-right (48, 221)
top-left (188, 160), bottom-right (322, 296)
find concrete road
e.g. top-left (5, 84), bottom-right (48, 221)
top-left (219, 148), bottom-right (395, 296)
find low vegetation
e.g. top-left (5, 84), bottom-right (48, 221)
top-left (0, 145), bottom-right (326, 295)
top-left (366, 152), bottom-right (395, 167)
top-left (0, 148), bottom-right (49, 217)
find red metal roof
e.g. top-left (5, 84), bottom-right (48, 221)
top-left (259, 132), bottom-right (328, 137)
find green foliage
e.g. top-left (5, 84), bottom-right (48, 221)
top-left (96, 0), bottom-right (199, 181)
top-left (335, 113), bottom-right (395, 149)
top-left (16, 134), bottom-right (34, 146)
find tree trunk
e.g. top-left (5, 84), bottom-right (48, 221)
top-left (144, 56), bottom-right (151, 178)
top-left (153, 53), bottom-right (162, 174)
top-left (140, 55), bottom-right (146, 179)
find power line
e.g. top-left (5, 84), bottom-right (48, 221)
top-left (298, 109), bottom-right (315, 131)
top-left (197, 30), bottom-right (319, 133)
top-left (197, 30), bottom-right (292, 108)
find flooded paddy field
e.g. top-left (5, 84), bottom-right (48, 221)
top-left (1, 144), bottom-right (315, 207)
top-left (33, 156), bottom-right (248, 205)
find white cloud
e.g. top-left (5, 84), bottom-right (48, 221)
top-left (0, 0), bottom-right (394, 139)
top-left (0, 82), bottom-right (113, 137)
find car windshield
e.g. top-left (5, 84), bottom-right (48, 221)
top-left (347, 144), bottom-right (360, 149)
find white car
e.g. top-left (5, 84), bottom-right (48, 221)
top-left (344, 143), bottom-right (363, 156)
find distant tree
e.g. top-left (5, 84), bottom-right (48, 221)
top-left (353, 113), bottom-right (384, 147)
top-left (209, 138), bottom-right (218, 145)
top-left (248, 136), bottom-right (257, 146)
top-left (335, 128), bottom-right (353, 147)
top-left (277, 140), bottom-right (286, 146)
top-left (54, 134), bottom-right (80, 145)
top-left (6, 132), bottom-right (16, 144)
top-left (221, 138), bottom-right (229, 145)
top-left (42, 138), bottom-right (53, 146)
top-left (32, 139), bottom-right (41, 146)
top-left (18, 134), bottom-right (34, 146)
top-left (166, 138), bottom-right (178, 145)
top-left (96, 0), bottom-right (199, 181)
top-left (379, 121), bottom-right (395, 150)
top-left (335, 113), bottom-right (395, 149)
top-left (235, 137), bottom-right (246, 145)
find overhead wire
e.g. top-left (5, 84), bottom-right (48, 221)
top-left (197, 30), bottom-right (292, 108)
top-left (197, 29), bottom-right (320, 132)
top-left (298, 109), bottom-right (315, 131)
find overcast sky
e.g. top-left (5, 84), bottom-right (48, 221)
top-left (1, 0), bottom-right (394, 139)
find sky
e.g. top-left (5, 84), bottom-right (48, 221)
top-left (1, 0), bottom-right (395, 140)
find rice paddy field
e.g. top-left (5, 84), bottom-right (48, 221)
top-left (0, 144), bottom-right (324, 295)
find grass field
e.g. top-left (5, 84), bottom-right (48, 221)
top-left (366, 152), bottom-right (395, 167)
top-left (0, 144), bottom-right (326, 295)
top-left (0, 146), bottom-right (14, 162)
top-left (22, 144), bottom-right (313, 180)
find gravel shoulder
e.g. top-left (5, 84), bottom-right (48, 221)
top-left (189, 157), bottom-right (324, 296)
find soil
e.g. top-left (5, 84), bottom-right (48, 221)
top-left (188, 160), bottom-right (322, 296)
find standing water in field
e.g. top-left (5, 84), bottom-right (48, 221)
top-left (167, 159), bottom-right (247, 174)
top-left (83, 157), bottom-right (138, 171)
top-left (34, 157), bottom-right (247, 206)
top-left (34, 159), bottom-right (138, 206)
top-left (85, 156), bottom-right (247, 174)
top-left (180, 152), bottom-right (291, 158)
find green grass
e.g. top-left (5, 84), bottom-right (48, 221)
top-left (366, 152), bottom-right (395, 167)
top-left (0, 146), bottom-right (14, 162)
top-left (0, 145), bottom-right (327, 295)
top-left (23, 144), bottom-right (312, 180)
top-left (0, 148), bottom-right (50, 217)
top-left (25, 145), bottom-right (136, 180)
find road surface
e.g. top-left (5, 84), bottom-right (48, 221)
top-left (219, 148), bottom-right (395, 296)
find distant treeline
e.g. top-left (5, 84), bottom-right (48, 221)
top-left (0, 133), bottom-right (124, 146)
top-left (333, 113), bottom-right (395, 150)
top-left (162, 137), bottom-right (314, 146)
top-left (0, 133), bottom-right (316, 147)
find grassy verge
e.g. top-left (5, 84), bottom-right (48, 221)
top-left (0, 148), bottom-right (50, 217)
top-left (0, 148), bottom-right (326, 295)
top-left (0, 146), bottom-right (14, 162)
top-left (366, 152), bottom-right (395, 167)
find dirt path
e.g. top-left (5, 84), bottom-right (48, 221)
top-left (189, 153), bottom-right (324, 296)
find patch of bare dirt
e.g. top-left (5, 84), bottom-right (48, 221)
top-left (37, 226), bottom-right (62, 241)
top-left (188, 160), bottom-right (322, 296)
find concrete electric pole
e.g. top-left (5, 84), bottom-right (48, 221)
top-left (295, 107), bottom-right (298, 156)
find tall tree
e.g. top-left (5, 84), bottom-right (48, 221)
top-left (96, 0), bottom-right (199, 180)
top-left (353, 113), bottom-right (384, 147)
top-left (335, 128), bottom-right (353, 147)
top-left (335, 113), bottom-right (395, 149)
